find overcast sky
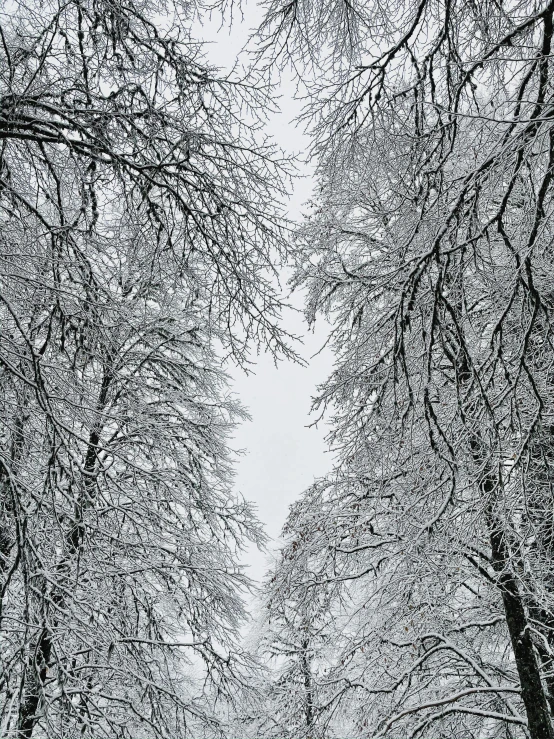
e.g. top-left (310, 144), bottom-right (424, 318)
top-left (194, 6), bottom-right (334, 584)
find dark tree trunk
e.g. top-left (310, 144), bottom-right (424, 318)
top-left (301, 637), bottom-right (314, 739)
top-left (483, 471), bottom-right (554, 739)
top-left (17, 629), bottom-right (52, 738)
top-left (15, 368), bottom-right (112, 737)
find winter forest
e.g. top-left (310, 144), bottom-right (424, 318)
top-left (5, 0), bottom-right (554, 737)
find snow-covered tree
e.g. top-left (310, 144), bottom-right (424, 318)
top-left (256, 0), bottom-right (554, 736)
top-left (251, 517), bottom-right (342, 739)
top-left (0, 1), bottom-right (291, 736)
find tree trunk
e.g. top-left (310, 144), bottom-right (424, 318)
top-left (16, 369), bottom-right (112, 737)
top-left (17, 629), bottom-right (52, 738)
top-left (482, 471), bottom-right (554, 739)
top-left (301, 637), bottom-right (314, 739)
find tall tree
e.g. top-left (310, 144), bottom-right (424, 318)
top-left (0, 0), bottom-right (291, 736)
top-left (256, 0), bottom-right (554, 736)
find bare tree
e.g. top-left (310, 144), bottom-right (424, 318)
top-left (255, 0), bottom-right (554, 736)
top-left (251, 525), bottom-right (340, 739)
top-left (0, 0), bottom-right (293, 736)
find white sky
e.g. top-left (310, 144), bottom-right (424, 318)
top-left (194, 5), bottom-right (334, 584)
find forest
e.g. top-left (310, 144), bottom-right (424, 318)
top-left (1, 0), bottom-right (554, 737)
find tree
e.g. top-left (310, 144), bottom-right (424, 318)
top-left (0, 0), bottom-right (291, 735)
top-left (261, 450), bottom-right (527, 738)
top-left (252, 517), bottom-right (340, 739)
top-left (256, 0), bottom-right (554, 736)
